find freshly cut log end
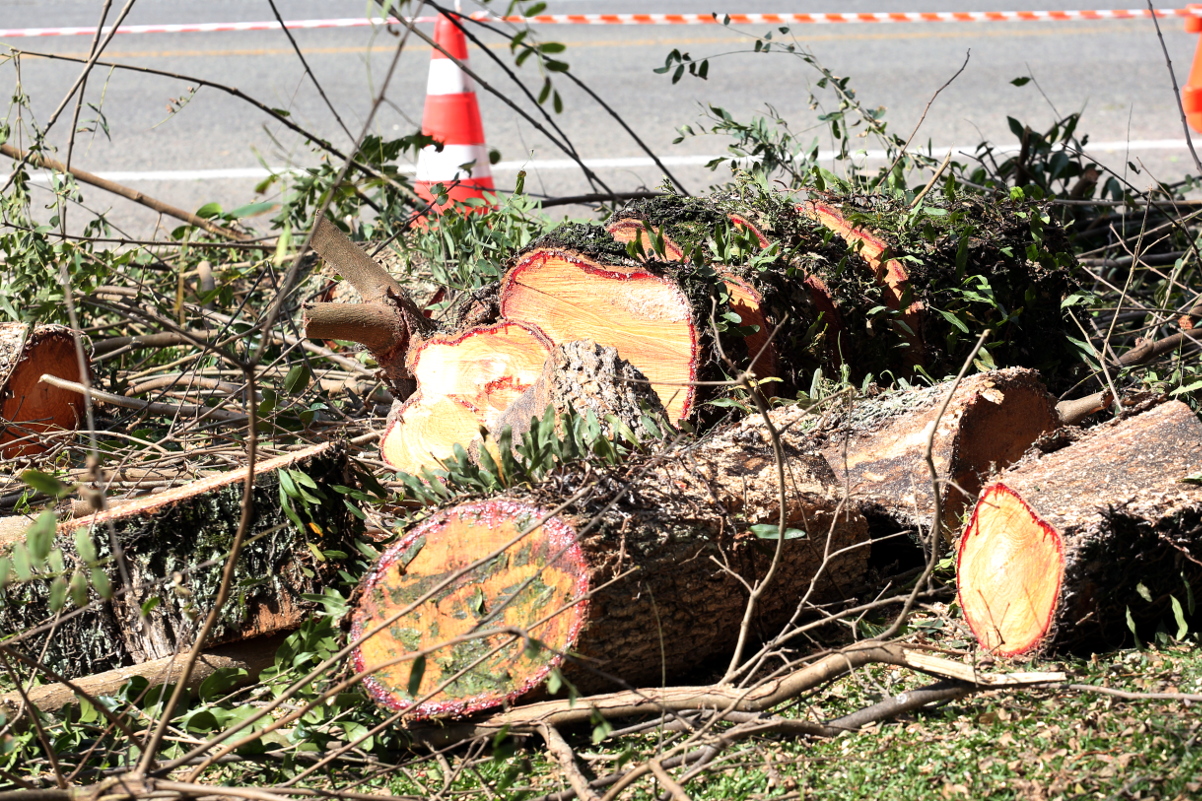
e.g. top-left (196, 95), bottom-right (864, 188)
top-left (957, 483), bottom-right (1064, 656)
top-left (351, 500), bottom-right (590, 719)
top-left (605, 214), bottom-right (774, 380)
top-left (380, 321), bottom-right (551, 474)
top-left (956, 400), bottom-right (1202, 656)
top-left (0, 323), bottom-right (87, 459)
top-left (499, 245), bottom-right (700, 423)
top-left (797, 199), bottom-right (924, 365)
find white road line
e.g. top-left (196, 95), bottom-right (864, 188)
top-left (17, 139), bottom-right (1194, 184)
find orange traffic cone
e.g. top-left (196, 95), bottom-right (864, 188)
top-left (413, 13), bottom-right (496, 213)
top-left (1183, 5), bottom-right (1202, 133)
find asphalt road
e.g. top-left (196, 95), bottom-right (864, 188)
top-left (2, 1), bottom-right (1199, 236)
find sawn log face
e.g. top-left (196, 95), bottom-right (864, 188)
top-left (957, 400), bottom-right (1202, 656)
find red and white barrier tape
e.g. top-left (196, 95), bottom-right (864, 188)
top-left (2, 9), bottom-right (1198, 39)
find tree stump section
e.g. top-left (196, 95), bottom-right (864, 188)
top-left (351, 410), bottom-right (869, 719)
top-left (605, 197), bottom-right (779, 380)
top-left (800, 368), bottom-right (1060, 538)
top-left (0, 323), bottom-right (88, 459)
top-left (379, 321), bottom-right (552, 475)
top-left (0, 443), bottom-right (358, 680)
top-left (498, 224), bottom-right (737, 425)
top-left (957, 400), bottom-right (1202, 656)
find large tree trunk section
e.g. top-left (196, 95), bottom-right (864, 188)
top-left (790, 192), bottom-right (1077, 388)
top-left (498, 224), bottom-right (737, 424)
top-left (0, 443), bottom-right (357, 680)
top-left (0, 323), bottom-right (88, 459)
top-left (606, 200), bottom-right (779, 380)
top-left (379, 322), bottom-right (551, 475)
top-left (351, 410), bottom-right (869, 719)
top-left (957, 400), bottom-right (1202, 657)
top-left (801, 368), bottom-right (1060, 538)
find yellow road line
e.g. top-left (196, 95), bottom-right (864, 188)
top-left (8, 22), bottom-right (1158, 61)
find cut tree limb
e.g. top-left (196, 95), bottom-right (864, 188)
top-left (304, 217), bottom-right (435, 397)
top-left (957, 400), bottom-right (1202, 656)
top-left (0, 323), bottom-right (88, 459)
top-left (0, 443), bottom-right (357, 680)
top-left (0, 633), bottom-right (285, 717)
top-left (352, 406), bottom-right (870, 719)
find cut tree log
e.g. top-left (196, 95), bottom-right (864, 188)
top-left (788, 191), bottom-right (1078, 388)
top-left (498, 223), bottom-right (743, 425)
top-left (957, 400), bottom-right (1202, 657)
top-left (799, 368), bottom-right (1060, 539)
top-left (0, 323), bottom-right (88, 459)
top-left (379, 321), bottom-right (552, 475)
top-left (351, 408), bottom-right (871, 719)
top-left (0, 443), bottom-right (358, 681)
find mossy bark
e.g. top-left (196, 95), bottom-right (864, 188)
top-left (0, 443), bottom-right (359, 680)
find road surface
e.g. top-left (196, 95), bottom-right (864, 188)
top-left (1, 1), bottom-right (1198, 235)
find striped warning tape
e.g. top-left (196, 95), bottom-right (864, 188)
top-left (1, 8), bottom-right (1199, 39)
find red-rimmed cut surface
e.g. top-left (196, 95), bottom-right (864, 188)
top-left (350, 500), bottom-right (590, 719)
top-left (499, 248), bottom-right (698, 422)
top-left (957, 483), bottom-right (1065, 656)
top-left (380, 321), bottom-right (550, 474)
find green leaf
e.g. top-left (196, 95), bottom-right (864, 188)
top-left (21, 470), bottom-right (73, 498)
top-left (407, 655), bottom-right (426, 697)
top-left (1010, 76), bottom-right (1032, 87)
top-left (749, 524), bottom-right (807, 540)
top-left (48, 576), bottom-right (69, 612)
top-left (195, 202), bottom-right (223, 219)
top-left (284, 364), bottom-right (311, 395)
top-left (225, 200), bottom-right (275, 219)
top-left (74, 528), bottom-right (97, 564)
top-left (91, 568), bottom-right (113, 599)
top-left (1171, 595), bottom-right (1189, 640)
top-left (0, 557), bottom-right (11, 588)
top-left (70, 570), bottom-right (88, 607)
top-left (1136, 582), bottom-right (1153, 603)
top-left (26, 510), bottom-right (57, 562)
top-left (11, 544), bottom-right (31, 581)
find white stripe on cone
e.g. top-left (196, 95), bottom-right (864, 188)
top-left (426, 58), bottom-right (474, 96)
top-left (415, 143), bottom-right (493, 183)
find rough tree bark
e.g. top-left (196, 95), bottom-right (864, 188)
top-left (0, 323), bottom-right (88, 459)
top-left (798, 368), bottom-right (1061, 538)
top-left (957, 400), bottom-right (1202, 656)
top-left (351, 407), bottom-right (869, 719)
top-left (0, 443), bottom-right (357, 680)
